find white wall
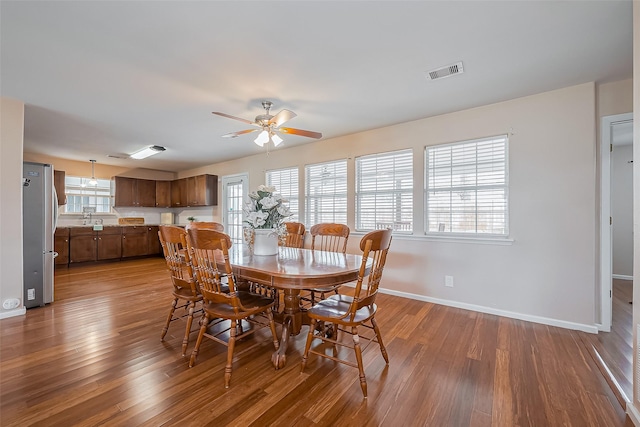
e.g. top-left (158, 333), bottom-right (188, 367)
top-left (631, 0), bottom-right (640, 419)
top-left (0, 97), bottom-right (25, 318)
top-left (612, 144), bottom-right (633, 278)
top-left (181, 82), bottom-right (598, 331)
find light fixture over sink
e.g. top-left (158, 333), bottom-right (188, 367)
top-left (130, 145), bottom-right (166, 159)
top-left (81, 159), bottom-right (98, 188)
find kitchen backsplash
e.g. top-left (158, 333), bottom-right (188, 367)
top-left (57, 207), bottom-right (217, 226)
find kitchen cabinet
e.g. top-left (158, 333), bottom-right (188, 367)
top-left (147, 226), bottom-right (161, 255)
top-left (97, 227), bottom-right (122, 260)
top-left (114, 177), bottom-right (156, 207)
top-left (116, 175), bottom-right (217, 208)
top-left (69, 227), bottom-right (123, 263)
top-left (155, 181), bottom-right (172, 207)
top-left (186, 174), bottom-right (218, 206)
top-left (122, 226), bottom-right (148, 258)
top-left (54, 227), bottom-right (69, 266)
top-left (170, 178), bottom-right (187, 207)
top-left (69, 227), bottom-right (98, 263)
top-left (54, 170), bottom-right (67, 205)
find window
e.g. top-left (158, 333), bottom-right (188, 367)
top-left (356, 149), bottom-right (413, 232)
top-left (222, 174), bottom-right (248, 245)
top-left (64, 176), bottom-right (112, 213)
top-left (425, 135), bottom-right (508, 236)
top-left (305, 160), bottom-right (347, 227)
top-left (266, 167), bottom-right (299, 222)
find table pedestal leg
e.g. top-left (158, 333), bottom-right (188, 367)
top-left (272, 289), bottom-right (302, 369)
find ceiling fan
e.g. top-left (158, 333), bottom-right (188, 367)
top-left (212, 101), bottom-right (322, 147)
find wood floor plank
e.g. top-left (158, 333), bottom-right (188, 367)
top-left (0, 258), bottom-right (631, 426)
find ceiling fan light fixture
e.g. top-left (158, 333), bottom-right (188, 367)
top-left (254, 130), bottom-right (269, 147)
top-left (271, 133), bottom-right (283, 146)
top-left (130, 145), bottom-right (166, 159)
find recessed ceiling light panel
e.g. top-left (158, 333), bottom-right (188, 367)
top-left (130, 145), bottom-right (166, 159)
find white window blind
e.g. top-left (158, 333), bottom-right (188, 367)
top-left (266, 167), bottom-right (299, 222)
top-left (425, 135), bottom-right (508, 236)
top-left (305, 160), bottom-right (347, 227)
top-left (64, 176), bottom-right (112, 213)
top-left (356, 149), bottom-right (413, 232)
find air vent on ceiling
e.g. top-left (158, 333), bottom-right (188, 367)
top-left (107, 154), bottom-right (130, 159)
top-left (425, 61), bottom-right (464, 81)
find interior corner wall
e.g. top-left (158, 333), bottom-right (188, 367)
top-left (0, 97), bottom-right (25, 317)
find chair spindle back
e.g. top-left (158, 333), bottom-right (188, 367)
top-left (310, 223), bottom-right (350, 254)
top-left (158, 225), bottom-right (198, 297)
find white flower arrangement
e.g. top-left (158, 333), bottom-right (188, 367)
top-left (243, 185), bottom-right (291, 232)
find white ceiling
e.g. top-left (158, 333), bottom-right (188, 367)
top-left (1, 1), bottom-right (633, 173)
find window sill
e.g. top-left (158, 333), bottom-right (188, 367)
top-left (59, 212), bottom-right (118, 217)
top-left (351, 231), bottom-right (514, 246)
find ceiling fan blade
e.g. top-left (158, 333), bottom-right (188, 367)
top-left (212, 111), bottom-right (258, 126)
top-left (221, 129), bottom-right (260, 138)
top-left (278, 127), bottom-right (322, 139)
top-left (269, 109), bottom-right (297, 127)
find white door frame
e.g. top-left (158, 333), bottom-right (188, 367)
top-left (599, 112), bottom-right (633, 332)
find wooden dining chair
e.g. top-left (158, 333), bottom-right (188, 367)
top-left (185, 221), bottom-right (224, 232)
top-left (281, 221), bottom-right (306, 248)
top-left (302, 223), bottom-right (350, 306)
top-left (158, 225), bottom-right (203, 356)
top-left (301, 228), bottom-right (392, 398)
top-left (184, 228), bottom-right (279, 388)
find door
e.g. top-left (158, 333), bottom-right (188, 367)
top-left (222, 174), bottom-right (248, 245)
top-left (600, 113), bottom-right (633, 331)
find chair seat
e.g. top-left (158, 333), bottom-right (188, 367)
top-left (172, 287), bottom-right (203, 301)
top-left (307, 294), bottom-right (377, 327)
top-left (203, 291), bottom-right (275, 320)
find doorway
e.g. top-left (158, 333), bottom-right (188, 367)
top-left (221, 173), bottom-right (248, 245)
top-left (598, 113), bottom-right (633, 403)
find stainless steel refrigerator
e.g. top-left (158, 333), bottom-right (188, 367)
top-left (23, 162), bottom-right (57, 308)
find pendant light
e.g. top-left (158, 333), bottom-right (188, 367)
top-left (87, 160), bottom-right (98, 186)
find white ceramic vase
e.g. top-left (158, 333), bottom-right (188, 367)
top-left (253, 228), bottom-right (279, 256)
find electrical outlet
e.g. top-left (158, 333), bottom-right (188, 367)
top-left (27, 288), bottom-right (35, 300)
top-left (445, 275), bottom-right (454, 287)
top-left (2, 298), bottom-right (20, 309)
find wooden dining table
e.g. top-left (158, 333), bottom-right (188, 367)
top-left (228, 244), bottom-right (370, 369)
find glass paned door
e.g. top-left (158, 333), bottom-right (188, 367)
top-left (222, 174), bottom-right (248, 245)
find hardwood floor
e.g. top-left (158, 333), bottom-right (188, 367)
top-left (0, 258), bottom-right (632, 426)
top-left (580, 279), bottom-right (634, 406)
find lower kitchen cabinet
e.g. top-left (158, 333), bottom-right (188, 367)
top-left (97, 227), bottom-right (122, 260)
top-left (69, 228), bottom-right (98, 263)
top-left (69, 226), bottom-right (123, 263)
top-left (65, 225), bottom-right (162, 265)
top-left (147, 226), bottom-right (161, 255)
top-left (122, 226), bottom-right (148, 258)
top-left (54, 228), bottom-right (70, 266)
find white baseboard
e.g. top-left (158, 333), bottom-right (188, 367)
top-left (613, 274), bottom-right (634, 281)
top-left (627, 403), bottom-right (640, 426)
top-left (0, 307), bottom-right (26, 319)
top-left (375, 287), bottom-right (599, 334)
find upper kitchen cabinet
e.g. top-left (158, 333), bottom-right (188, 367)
top-left (186, 174), bottom-right (218, 207)
top-left (54, 170), bottom-right (67, 205)
top-left (170, 178), bottom-right (187, 207)
top-left (114, 177), bottom-right (156, 207)
top-left (155, 180), bottom-right (171, 208)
